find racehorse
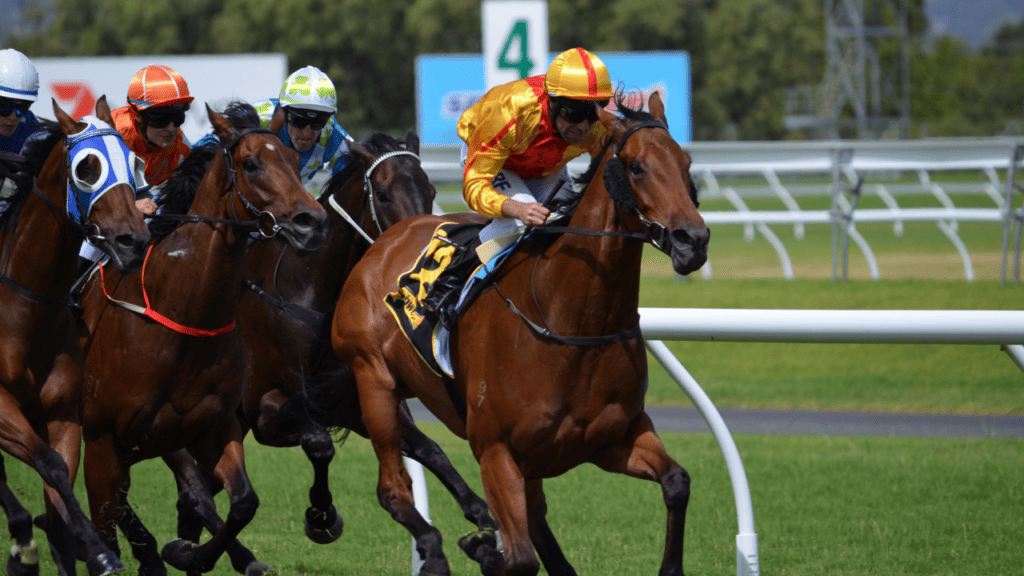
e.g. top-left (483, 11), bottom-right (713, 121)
top-left (165, 129), bottom-right (497, 571)
top-left (76, 102), bottom-right (327, 575)
top-left (326, 91), bottom-right (708, 576)
top-left (0, 97), bottom-right (151, 576)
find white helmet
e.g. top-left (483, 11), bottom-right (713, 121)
top-left (0, 49), bottom-right (39, 102)
top-left (279, 66), bottom-right (336, 113)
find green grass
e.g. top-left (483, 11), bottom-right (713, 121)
top-left (6, 427), bottom-right (1023, 575)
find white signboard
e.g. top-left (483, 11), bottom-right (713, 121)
top-left (482, 0), bottom-right (548, 90)
top-left (29, 53), bottom-right (288, 143)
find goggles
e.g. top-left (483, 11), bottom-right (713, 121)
top-left (286, 108), bottom-right (330, 131)
top-left (0, 98), bottom-right (32, 118)
top-left (553, 97), bottom-right (608, 125)
top-left (141, 103), bottom-right (190, 129)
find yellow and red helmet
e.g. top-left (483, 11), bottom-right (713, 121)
top-left (545, 48), bottom-right (612, 102)
top-left (127, 65), bottom-right (194, 111)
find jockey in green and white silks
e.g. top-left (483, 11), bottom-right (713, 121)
top-left (250, 93), bottom-right (353, 183)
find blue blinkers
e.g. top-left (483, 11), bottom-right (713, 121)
top-left (65, 116), bottom-right (147, 225)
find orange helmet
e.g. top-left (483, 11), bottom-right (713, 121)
top-left (127, 65), bottom-right (194, 111)
top-left (545, 48), bottom-right (612, 102)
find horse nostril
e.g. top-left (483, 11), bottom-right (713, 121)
top-left (291, 211), bottom-right (321, 232)
top-left (671, 227), bottom-right (710, 249)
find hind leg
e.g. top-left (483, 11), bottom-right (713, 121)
top-left (357, 365), bottom-right (450, 576)
top-left (0, 456), bottom-right (40, 576)
top-left (590, 411), bottom-right (690, 576)
top-left (476, 444), bottom-right (536, 576)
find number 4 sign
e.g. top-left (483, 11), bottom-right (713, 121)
top-left (482, 0), bottom-right (549, 90)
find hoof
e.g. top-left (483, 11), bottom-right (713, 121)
top-left (418, 557), bottom-right (451, 576)
top-left (85, 552), bottom-right (125, 576)
top-left (160, 539), bottom-right (198, 572)
top-left (245, 560), bottom-right (275, 576)
top-left (7, 541), bottom-right (40, 576)
top-left (458, 528), bottom-right (497, 558)
top-left (304, 507), bottom-right (343, 544)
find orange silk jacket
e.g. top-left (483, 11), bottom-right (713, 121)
top-left (457, 76), bottom-right (605, 218)
top-left (112, 106), bottom-right (191, 187)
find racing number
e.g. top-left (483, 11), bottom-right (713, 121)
top-left (498, 20), bottom-right (533, 79)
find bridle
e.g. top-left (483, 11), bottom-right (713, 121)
top-left (248, 148), bottom-right (421, 328)
top-left (150, 127), bottom-right (283, 239)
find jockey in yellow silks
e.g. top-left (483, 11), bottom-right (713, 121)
top-left (457, 47), bottom-right (612, 262)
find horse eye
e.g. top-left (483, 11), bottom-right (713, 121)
top-left (376, 188), bottom-right (391, 202)
top-left (75, 157), bottom-right (98, 183)
top-left (628, 160), bottom-right (643, 176)
top-left (242, 158), bottom-right (259, 173)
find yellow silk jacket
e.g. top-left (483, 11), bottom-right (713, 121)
top-left (457, 76), bottom-right (605, 218)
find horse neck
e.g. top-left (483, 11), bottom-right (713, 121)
top-left (146, 155), bottom-right (253, 327)
top-left (1, 146), bottom-right (81, 301)
top-left (530, 165), bottom-right (644, 331)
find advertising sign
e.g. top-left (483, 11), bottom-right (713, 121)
top-left (416, 51), bottom-right (691, 146)
top-left (29, 54), bottom-right (287, 143)
top-left (482, 0), bottom-right (549, 90)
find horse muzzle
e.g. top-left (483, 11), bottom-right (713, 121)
top-left (277, 208), bottom-right (329, 253)
top-left (98, 227), bottom-right (151, 273)
top-left (669, 225), bottom-right (710, 275)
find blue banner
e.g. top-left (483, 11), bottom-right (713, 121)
top-left (416, 51), bottom-right (691, 146)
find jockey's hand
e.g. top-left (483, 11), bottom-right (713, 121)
top-left (501, 199), bottom-right (549, 227)
top-left (135, 198), bottom-right (158, 215)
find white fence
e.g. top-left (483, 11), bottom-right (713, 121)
top-left (418, 138), bottom-right (1024, 283)
top-left (407, 307), bottom-right (1024, 576)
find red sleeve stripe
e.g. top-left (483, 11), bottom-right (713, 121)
top-left (464, 118), bottom-right (516, 178)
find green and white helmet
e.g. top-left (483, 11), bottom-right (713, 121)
top-left (279, 66), bottom-right (337, 114)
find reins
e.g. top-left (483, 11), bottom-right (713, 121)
top-left (490, 120), bottom-right (670, 345)
top-left (245, 149), bottom-right (421, 329)
top-left (97, 126), bottom-right (284, 336)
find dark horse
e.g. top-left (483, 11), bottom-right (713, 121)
top-left (325, 92), bottom-right (708, 576)
top-left (0, 98), bottom-right (150, 576)
top-left (77, 103), bottom-right (327, 575)
top-left (166, 129), bottom-right (496, 571)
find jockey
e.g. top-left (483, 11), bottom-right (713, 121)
top-left (78, 64), bottom-right (193, 274)
top-left (198, 65), bottom-right (353, 189)
top-left (0, 49), bottom-right (41, 215)
top-left (457, 47), bottom-right (612, 262)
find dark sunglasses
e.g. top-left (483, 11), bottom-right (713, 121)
top-left (142, 104), bottom-right (189, 129)
top-left (0, 98), bottom-right (32, 117)
top-left (555, 98), bottom-right (608, 124)
top-left (286, 109), bottom-right (330, 131)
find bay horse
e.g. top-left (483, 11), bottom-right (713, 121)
top-left (76, 102), bottom-right (327, 575)
top-left (165, 129), bottom-right (496, 571)
top-left (326, 91), bottom-right (708, 576)
top-left (0, 97), bottom-right (151, 576)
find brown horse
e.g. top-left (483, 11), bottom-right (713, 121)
top-left (0, 98), bottom-right (151, 576)
top-left (327, 92), bottom-right (707, 576)
top-left (77, 102), bottom-right (327, 575)
top-left (164, 130), bottom-right (496, 572)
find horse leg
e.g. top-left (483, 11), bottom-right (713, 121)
top-left (161, 425), bottom-right (261, 575)
top-left (590, 411), bottom-right (690, 576)
top-left (395, 401), bottom-right (498, 549)
top-left (0, 455), bottom-right (40, 576)
top-left (300, 422), bottom-right (345, 544)
top-left (357, 366), bottom-right (450, 576)
top-left (162, 449), bottom-right (268, 576)
top-left (476, 444), bottom-right (536, 576)
top-left (524, 480), bottom-right (576, 576)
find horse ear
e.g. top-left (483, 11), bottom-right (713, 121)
top-left (648, 91), bottom-right (667, 126)
top-left (594, 105), bottom-right (624, 154)
top-left (94, 95), bottom-right (113, 126)
top-left (207, 103), bottom-right (237, 142)
top-left (404, 128), bottom-right (419, 155)
top-left (52, 98), bottom-right (85, 135)
top-left (347, 141), bottom-right (375, 168)
top-left (268, 105), bottom-right (285, 133)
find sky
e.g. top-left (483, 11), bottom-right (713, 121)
top-left (926, 0), bottom-right (1024, 48)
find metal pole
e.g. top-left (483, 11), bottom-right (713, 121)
top-left (405, 457), bottom-right (431, 575)
top-left (646, 340), bottom-right (760, 576)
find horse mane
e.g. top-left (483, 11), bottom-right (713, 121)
top-left (0, 120), bottom-right (63, 230)
top-left (149, 101), bottom-right (263, 242)
top-left (317, 131), bottom-right (407, 208)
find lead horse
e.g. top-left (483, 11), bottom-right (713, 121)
top-left (77, 103), bottom-right (327, 575)
top-left (326, 92), bottom-right (708, 576)
top-left (0, 98), bottom-right (150, 576)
